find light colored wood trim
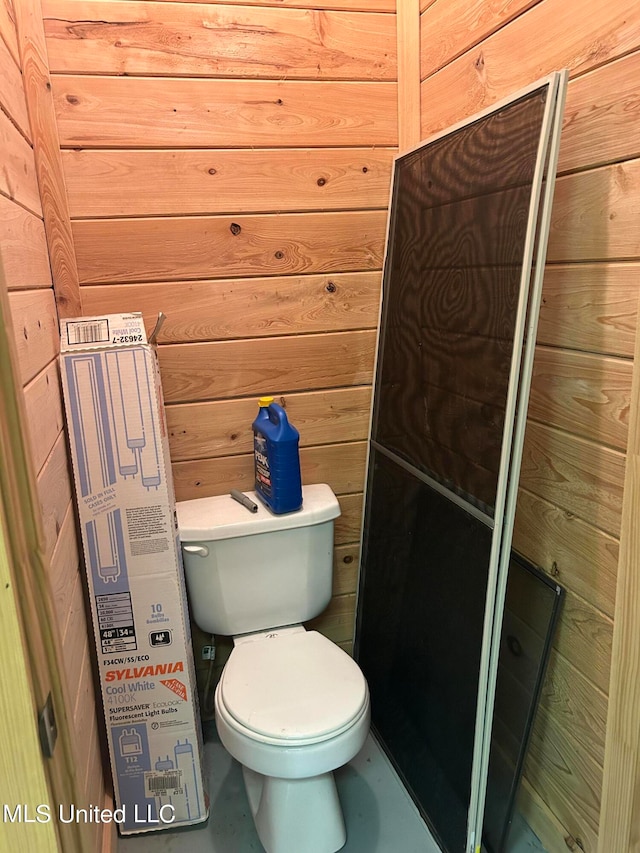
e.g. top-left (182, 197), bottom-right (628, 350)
top-left (598, 292), bottom-right (640, 851)
top-left (0, 260), bottom-right (86, 852)
top-left (72, 210), bottom-right (387, 285)
top-left (81, 272), bottom-right (381, 343)
top-left (43, 1), bottom-right (397, 80)
top-left (23, 358), bottom-right (64, 475)
top-left (14, 0), bottom-right (81, 317)
top-left (0, 505), bottom-right (59, 853)
top-left (61, 148), bottom-right (394, 217)
top-left (307, 592), bottom-right (356, 644)
top-left (36, 432), bottom-right (73, 561)
top-left (396, 0), bottom-right (421, 151)
top-left (51, 76), bottom-right (398, 149)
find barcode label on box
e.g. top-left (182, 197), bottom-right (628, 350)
top-left (66, 319), bottom-right (109, 345)
top-left (145, 770), bottom-right (183, 796)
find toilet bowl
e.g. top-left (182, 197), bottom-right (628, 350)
top-left (176, 484), bottom-right (370, 853)
top-left (214, 626), bottom-right (370, 853)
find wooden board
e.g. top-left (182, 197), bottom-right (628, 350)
top-left (538, 262), bottom-right (639, 358)
top-left (0, 29), bottom-right (30, 140)
top-left (553, 591), bottom-right (613, 696)
top-left (519, 419), bottom-right (625, 538)
top-left (166, 386), bottom-right (372, 461)
top-left (157, 329), bottom-right (376, 403)
top-left (43, 1), bottom-right (396, 80)
top-left (396, 0), bottom-right (420, 150)
top-left (419, 0), bottom-right (640, 138)
top-left (36, 432), bottom-right (73, 562)
top-left (597, 289), bottom-right (640, 851)
top-left (62, 148), bottom-right (394, 217)
top-left (524, 711), bottom-right (603, 851)
top-left (52, 75), bottom-right (398, 149)
top-left (0, 0), bottom-right (18, 65)
top-left (15, 0), bottom-right (82, 316)
top-left (528, 346), bottom-right (631, 451)
top-left (0, 108), bottom-right (42, 216)
top-left (47, 503), bottom-right (80, 652)
top-left (333, 543), bottom-right (359, 595)
top-left (8, 288), bottom-right (59, 385)
top-left (514, 487), bottom-right (618, 619)
top-left (540, 649), bottom-right (608, 768)
top-left (81, 271), bottom-right (381, 343)
top-left (0, 196), bottom-right (52, 290)
top-left (23, 359), bottom-right (64, 475)
top-left (517, 777), bottom-right (575, 853)
top-left (548, 159), bottom-right (640, 263)
top-left (72, 210), bottom-right (387, 284)
top-left (335, 492), bottom-right (363, 544)
top-left (172, 440), bottom-right (367, 501)
top-left (420, 0), bottom-right (539, 79)
top-left (117, 0), bottom-right (396, 11)
top-left (306, 592), bottom-right (356, 644)
top-left (558, 50), bottom-right (640, 174)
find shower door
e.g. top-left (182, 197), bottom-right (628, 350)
top-left (354, 72), bottom-right (567, 853)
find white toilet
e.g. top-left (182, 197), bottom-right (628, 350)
top-left (176, 483), bottom-right (370, 853)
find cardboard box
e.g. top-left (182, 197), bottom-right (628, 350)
top-left (59, 313), bottom-right (208, 834)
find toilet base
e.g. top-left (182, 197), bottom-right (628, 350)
top-left (242, 765), bottom-right (346, 853)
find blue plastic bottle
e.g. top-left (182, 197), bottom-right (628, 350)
top-left (253, 398), bottom-right (302, 514)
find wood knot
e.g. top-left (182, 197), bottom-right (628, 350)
top-left (208, 168), bottom-right (217, 175)
top-left (274, 250), bottom-right (284, 259)
top-left (325, 281), bottom-right (336, 293)
top-left (276, 98), bottom-right (283, 105)
top-left (474, 52), bottom-right (484, 71)
top-left (343, 555), bottom-right (353, 564)
top-left (230, 222), bottom-right (241, 235)
top-left (317, 177), bottom-right (326, 186)
top-left (362, 166), bottom-right (368, 173)
top-left (66, 94), bottom-right (80, 105)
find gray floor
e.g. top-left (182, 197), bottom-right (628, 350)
top-left (118, 723), bottom-right (546, 853)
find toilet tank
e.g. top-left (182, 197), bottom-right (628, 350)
top-left (176, 484), bottom-right (341, 636)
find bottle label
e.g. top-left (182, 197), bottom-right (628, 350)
top-left (254, 432), bottom-right (272, 496)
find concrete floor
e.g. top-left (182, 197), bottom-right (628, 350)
top-left (117, 723), bottom-right (546, 853)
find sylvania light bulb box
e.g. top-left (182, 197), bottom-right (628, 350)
top-left (59, 313), bottom-right (208, 835)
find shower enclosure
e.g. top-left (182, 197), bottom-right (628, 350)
top-left (354, 72), bottom-right (568, 853)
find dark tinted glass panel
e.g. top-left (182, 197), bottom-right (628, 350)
top-left (355, 449), bottom-right (493, 853)
top-left (483, 556), bottom-right (563, 853)
top-left (373, 88), bottom-right (549, 512)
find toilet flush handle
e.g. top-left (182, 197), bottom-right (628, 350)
top-left (183, 544), bottom-right (209, 558)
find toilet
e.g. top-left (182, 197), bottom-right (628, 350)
top-left (176, 483), bottom-right (370, 853)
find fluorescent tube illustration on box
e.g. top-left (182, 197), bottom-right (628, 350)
top-left (105, 349), bottom-right (162, 489)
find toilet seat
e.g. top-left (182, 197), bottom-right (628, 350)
top-left (218, 630), bottom-right (368, 747)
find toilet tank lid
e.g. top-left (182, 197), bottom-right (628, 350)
top-left (177, 483), bottom-right (340, 542)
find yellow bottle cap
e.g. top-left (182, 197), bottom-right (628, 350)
top-left (258, 396), bottom-right (274, 407)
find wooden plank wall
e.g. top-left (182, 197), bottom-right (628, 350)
top-left (0, 2), bottom-right (105, 848)
top-left (419, 1), bottom-right (640, 850)
top-left (40, 0), bottom-right (398, 672)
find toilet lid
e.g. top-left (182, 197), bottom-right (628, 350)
top-left (219, 631), bottom-right (368, 743)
